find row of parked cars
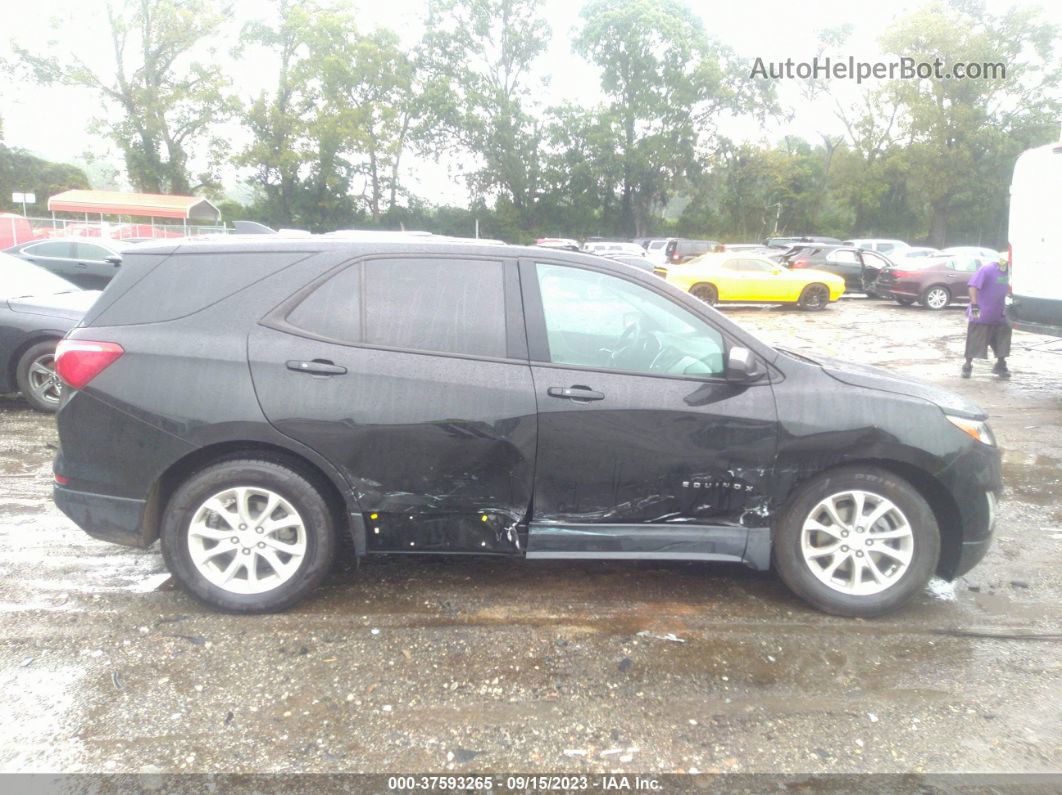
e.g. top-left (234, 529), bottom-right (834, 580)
top-left (544, 235), bottom-right (1005, 313)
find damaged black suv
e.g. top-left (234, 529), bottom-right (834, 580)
top-left (53, 234), bottom-right (1001, 616)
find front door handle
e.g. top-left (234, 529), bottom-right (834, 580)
top-left (286, 359), bottom-right (347, 376)
top-left (548, 385), bottom-right (605, 401)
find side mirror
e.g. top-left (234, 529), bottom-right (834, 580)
top-left (104, 255), bottom-right (122, 267)
top-left (726, 346), bottom-right (765, 382)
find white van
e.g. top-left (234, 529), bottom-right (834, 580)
top-left (1008, 141), bottom-right (1062, 336)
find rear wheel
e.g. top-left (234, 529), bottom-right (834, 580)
top-left (16, 341), bottom-right (62, 413)
top-left (920, 285), bottom-right (951, 310)
top-left (797, 283), bottom-right (830, 311)
top-left (690, 283), bottom-right (718, 305)
top-left (773, 467), bottom-right (940, 617)
top-left (160, 459), bottom-right (337, 612)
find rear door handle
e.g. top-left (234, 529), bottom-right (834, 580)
top-left (548, 386), bottom-right (605, 401)
top-left (286, 359), bottom-right (347, 376)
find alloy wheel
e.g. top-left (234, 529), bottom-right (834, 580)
top-left (27, 353), bottom-right (62, 406)
top-left (800, 489), bottom-right (915, 596)
top-left (925, 287), bottom-right (949, 309)
top-left (186, 486), bottom-right (307, 595)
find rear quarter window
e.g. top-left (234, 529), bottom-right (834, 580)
top-left (89, 250), bottom-right (310, 326)
top-left (285, 257), bottom-right (508, 358)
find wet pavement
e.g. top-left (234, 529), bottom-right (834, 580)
top-left (0, 297), bottom-right (1060, 774)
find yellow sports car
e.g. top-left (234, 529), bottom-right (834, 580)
top-left (664, 254), bottom-right (846, 310)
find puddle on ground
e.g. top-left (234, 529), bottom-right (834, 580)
top-left (1001, 453), bottom-right (1062, 506)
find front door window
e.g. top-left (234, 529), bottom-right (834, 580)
top-left (535, 263), bottom-right (725, 378)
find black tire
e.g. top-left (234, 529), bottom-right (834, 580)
top-left (920, 285), bottom-right (951, 310)
top-left (690, 283), bottom-right (718, 305)
top-left (160, 459), bottom-right (337, 613)
top-left (797, 283), bottom-right (830, 311)
top-left (894, 297), bottom-right (916, 306)
top-left (773, 467), bottom-right (940, 618)
top-left (15, 340), bottom-right (61, 413)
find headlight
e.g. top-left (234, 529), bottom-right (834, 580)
top-left (946, 415), bottom-right (996, 446)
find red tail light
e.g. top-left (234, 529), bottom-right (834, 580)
top-left (791, 260), bottom-right (809, 268)
top-left (55, 340), bottom-right (124, 389)
top-left (891, 270), bottom-right (915, 279)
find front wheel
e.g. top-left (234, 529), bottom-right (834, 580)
top-left (160, 459), bottom-right (337, 612)
top-left (920, 285), bottom-right (951, 310)
top-left (797, 283), bottom-right (830, 311)
top-left (773, 467), bottom-right (940, 617)
top-left (16, 341), bottom-right (62, 413)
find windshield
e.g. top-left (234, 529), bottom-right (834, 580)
top-left (0, 253), bottom-right (79, 298)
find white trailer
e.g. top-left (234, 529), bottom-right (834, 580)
top-left (1008, 139), bottom-right (1062, 336)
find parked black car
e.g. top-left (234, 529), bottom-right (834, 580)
top-left (664, 238), bottom-right (722, 264)
top-left (788, 245), bottom-right (895, 294)
top-left (4, 237), bottom-right (133, 290)
top-left (53, 236), bottom-right (1000, 617)
top-left (0, 253), bottom-right (100, 412)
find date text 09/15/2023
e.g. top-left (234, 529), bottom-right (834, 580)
top-left (386, 775), bottom-right (663, 791)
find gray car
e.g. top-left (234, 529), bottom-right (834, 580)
top-left (0, 253), bottom-right (100, 412)
top-left (4, 237), bottom-right (133, 290)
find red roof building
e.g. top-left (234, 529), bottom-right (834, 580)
top-left (47, 190), bottom-right (221, 222)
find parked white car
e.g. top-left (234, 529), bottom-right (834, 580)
top-left (583, 241), bottom-right (646, 257)
top-left (843, 238), bottom-right (909, 255)
top-left (898, 246), bottom-right (942, 258)
top-left (643, 237), bottom-right (674, 265)
top-left (941, 246), bottom-right (1001, 261)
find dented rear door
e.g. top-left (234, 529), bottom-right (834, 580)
top-left (248, 254), bottom-right (536, 554)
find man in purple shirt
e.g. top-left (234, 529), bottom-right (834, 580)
top-left (961, 254), bottom-right (1011, 379)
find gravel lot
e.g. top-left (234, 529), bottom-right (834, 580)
top-left (1, 297), bottom-right (1060, 775)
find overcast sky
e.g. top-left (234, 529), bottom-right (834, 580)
top-left (2, 0), bottom-right (1058, 206)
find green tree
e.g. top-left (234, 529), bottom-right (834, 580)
top-left (0, 146), bottom-right (90, 213)
top-left (237, 0), bottom-right (322, 227)
top-left (882, 0), bottom-right (1062, 245)
top-left (16, 0), bottom-right (233, 194)
top-left (575, 0), bottom-right (766, 237)
top-left (423, 0), bottom-right (551, 225)
top-left (316, 26), bottom-right (420, 223)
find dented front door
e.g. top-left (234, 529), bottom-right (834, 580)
top-left (529, 366), bottom-right (778, 529)
top-left (521, 258), bottom-right (779, 560)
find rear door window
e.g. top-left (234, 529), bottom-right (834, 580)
top-left (24, 241), bottom-right (74, 259)
top-left (287, 258), bottom-right (508, 358)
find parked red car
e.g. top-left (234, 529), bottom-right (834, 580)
top-left (874, 254), bottom-right (992, 310)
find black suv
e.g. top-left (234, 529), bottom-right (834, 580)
top-left (53, 235), bottom-right (1001, 616)
top-left (664, 239), bottom-right (722, 264)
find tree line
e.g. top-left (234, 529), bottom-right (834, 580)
top-left (7, 0), bottom-right (1061, 246)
